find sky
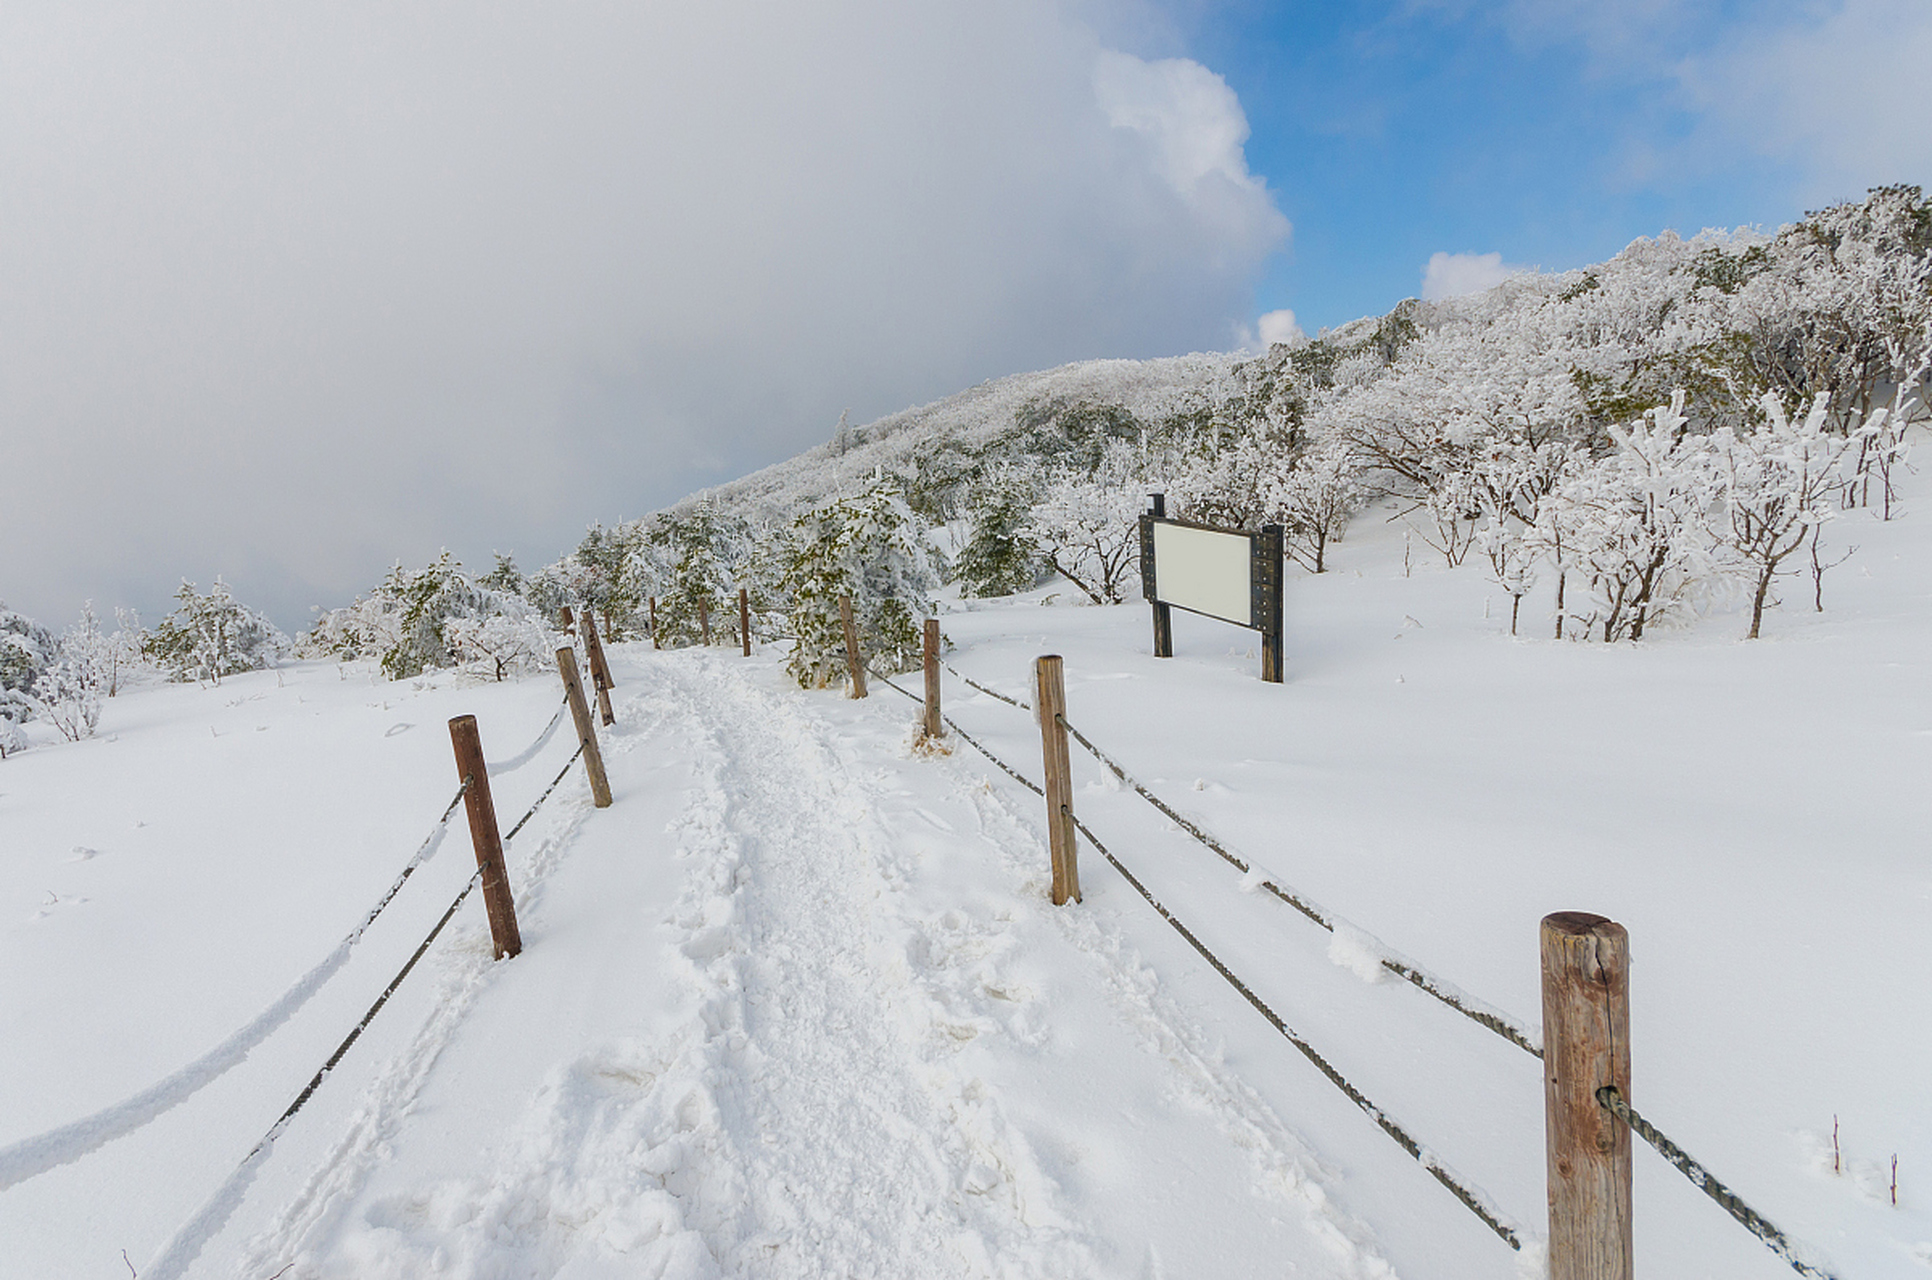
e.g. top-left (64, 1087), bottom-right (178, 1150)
top-left (2, 0), bottom-right (1928, 631)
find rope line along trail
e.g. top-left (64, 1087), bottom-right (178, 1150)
top-left (939, 660), bottom-right (1541, 1057)
top-left (869, 667), bottom-right (1523, 1251)
top-left (484, 694), bottom-right (570, 775)
top-left (1596, 1088), bottom-right (1840, 1280)
top-left (142, 738), bottom-right (589, 1280)
top-left (0, 780), bottom-right (469, 1191)
top-left (1053, 716), bottom-right (1542, 1057)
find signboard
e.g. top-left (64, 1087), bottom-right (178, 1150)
top-left (1139, 495), bottom-right (1284, 682)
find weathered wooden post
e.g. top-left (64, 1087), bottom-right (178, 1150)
top-left (1542, 912), bottom-right (1633, 1280)
top-left (839, 594), bottom-right (868, 699)
top-left (649, 596), bottom-right (660, 649)
top-left (921, 618), bottom-right (942, 741)
top-left (579, 609), bottom-right (615, 726)
top-left (699, 598), bottom-right (711, 646)
top-left (447, 715), bottom-right (522, 959)
top-left (555, 646), bottom-right (613, 808)
top-left (739, 587), bottom-right (752, 657)
top-left (1033, 655), bottom-right (1080, 905)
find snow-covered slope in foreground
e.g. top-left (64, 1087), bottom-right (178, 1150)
top-left (4, 488), bottom-right (1931, 1278)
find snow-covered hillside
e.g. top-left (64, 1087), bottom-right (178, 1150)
top-left (4, 445), bottom-right (1928, 1277)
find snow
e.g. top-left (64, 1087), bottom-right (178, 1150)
top-left (5, 470), bottom-right (1932, 1277)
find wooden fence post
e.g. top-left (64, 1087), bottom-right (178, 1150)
top-left (921, 618), bottom-right (941, 741)
top-left (1542, 912), bottom-right (1633, 1280)
top-left (699, 598), bottom-right (711, 646)
top-left (447, 715), bottom-right (522, 959)
top-left (556, 647), bottom-right (613, 808)
top-left (839, 595), bottom-right (868, 698)
top-left (739, 587), bottom-right (752, 657)
top-left (1034, 655), bottom-right (1080, 905)
top-left (649, 596), bottom-right (660, 649)
top-left (579, 609), bottom-right (615, 726)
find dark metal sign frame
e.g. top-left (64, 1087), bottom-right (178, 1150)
top-left (1138, 494), bottom-right (1284, 683)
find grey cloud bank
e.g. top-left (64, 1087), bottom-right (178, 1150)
top-left (0, 1), bottom-right (1286, 630)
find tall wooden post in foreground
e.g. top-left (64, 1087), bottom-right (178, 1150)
top-left (556, 647), bottom-right (613, 808)
top-left (580, 609), bottom-right (615, 726)
top-left (921, 618), bottom-right (942, 741)
top-left (1542, 912), bottom-right (1633, 1280)
top-left (1034, 655), bottom-right (1080, 905)
top-left (839, 595), bottom-right (868, 699)
top-left (739, 588), bottom-right (752, 657)
top-left (447, 716), bottom-right (522, 959)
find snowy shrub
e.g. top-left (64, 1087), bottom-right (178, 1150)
top-left (781, 476), bottom-right (937, 688)
top-left (146, 580), bottom-right (286, 684)
top-left (309, 552), bottom-right (548, 680)
top-left (0, 602), bottom-right (54, 698)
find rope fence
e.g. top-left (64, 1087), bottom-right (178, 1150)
top-left (870, 663), bottom-right (1521, 1249)
top-left (1, 628), bottom-right (623, 1279)
top-left (1597, 1088), bottom-right (1839, 1280)
top-left (899, 648), bottom-right (1846, 1279)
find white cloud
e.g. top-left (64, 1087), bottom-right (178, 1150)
top-left (1676, 0), bottom-right (1932, 199)
top-left (1256, 309), bottom-right (1306, 349)
top-left (1420, 251), bottom-right (1525, 300)
top-left (0, 2), bottom-right (1290, 626)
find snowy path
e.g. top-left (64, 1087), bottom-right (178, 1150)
top-left (228, 647), bottom-right (1398, 1279)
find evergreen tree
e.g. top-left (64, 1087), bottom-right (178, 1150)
top-left (955, 465), bottom-right (1045, 597)
top-left (146, 580), bottom-right (285, 684)
top-left (781, 476), bottom-right (937, 688)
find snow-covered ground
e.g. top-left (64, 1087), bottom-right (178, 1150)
top-left (4, 486), bottom-right (1929, 1277)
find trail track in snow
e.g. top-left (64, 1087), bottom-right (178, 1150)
top-left (242, 649), bottom-right (1396, 1278)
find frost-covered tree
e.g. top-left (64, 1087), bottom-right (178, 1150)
top-left (445, 604), bottom-right (557, 680)
top-left (146, 580), bottom-right (286, 684)
top-left (781, 476), bottom-right (937, 688)
top-left (306, 552), bottom-right (547, 680)
top-left (955, 464), bottom-right (1046, 598)
top-left (1709, 394), bottom-right (1861, 638)
top-left (1528, 394), bottom-right (1721, 642)
top-left (39, 604), bottom-right (115, 740)
top-left (1025, 439), bottom-right (1149, 604)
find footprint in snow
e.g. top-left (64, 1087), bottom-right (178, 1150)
top-left (66, 846), bottom-right (99, 862)
top-left (32, 891), bottom-right (89, 921)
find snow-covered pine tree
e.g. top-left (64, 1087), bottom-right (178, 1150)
top-left (781, 475), bottom-right (937, 688)
top-left (0, 602), bottom-right (53, 700)
top-left (955, 464), bottom-right (1045, 597)
top-left (146, 580), bottom-right (286, 684)
top-left (656, 503), bottom-right (733, 646)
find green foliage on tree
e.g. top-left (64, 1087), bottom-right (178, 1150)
top-left (781, 477), bottom-right (936, 688)
top-left (146, 579), bottom-right (283, 684)
top-left (955, 467), bottom-right (1044, 598)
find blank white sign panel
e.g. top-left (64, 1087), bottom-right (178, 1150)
top-left (1151, 522), bottom-right (1250, 625)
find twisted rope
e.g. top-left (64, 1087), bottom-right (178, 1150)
top-left (875, 664), bottom-right (1519, 1250)
top-left (1055, 714), bottom-right (1541, 1058)
top-left (1597, 1087), bottom-right (1838, 1279)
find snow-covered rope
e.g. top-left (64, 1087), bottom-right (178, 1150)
top-left (484, 694), bottom-right (569, 775)
top-left (1060, 798), bottom-right (1525, 1252)
top-left (0, 782), bottom-right (470, 1191)
top-left (874, 666), bottom-right (1525, 1251)
top-left (1597, 1087), bottom-right (1839, 1279)
top-left (1053, 713), bottom-right (1542, 1058)
top-left (142, 865), bottom-right (488, 1280)
top-left (898, 660), bottom-right (1541, 1056)
top-left (143, 740), bottom-right (587, 1276)
top-left (941, 662), bottom-right (1030, 711)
